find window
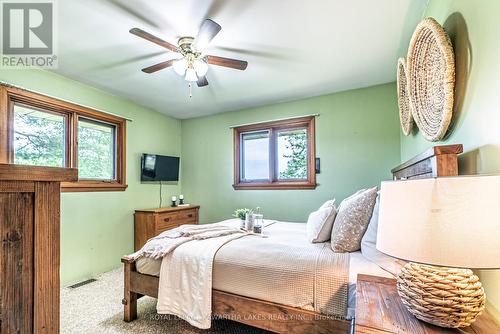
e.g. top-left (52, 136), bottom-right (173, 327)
top-left (277, 128), bottom-right (308, 180)
top-left (13, 104), bottom-right (67, 167)
top-left (233, 116), bottom-right (316, 189)
top-left (78, 118), bottom-right (116, 180)
top-left (0, 86), bottom-right (127, 192)
top-left (241, 131), bottom-right (270, 181)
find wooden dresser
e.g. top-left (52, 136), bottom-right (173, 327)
top-left (134, 205), bottom-right (200, 251)
top-left (0, 164), bottom-right (77, 334)
top-left (355, 274), bottom-right (499, 334)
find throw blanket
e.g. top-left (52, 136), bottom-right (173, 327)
top-left (156, 232), bottom-right (247, 329)
top-left (128, 222), bottom-right (248, 260)
top-left (130, 219), bottom-right (276, 329)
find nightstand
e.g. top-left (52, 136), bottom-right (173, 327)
top-left (354, 274), bottom-right (499, 333)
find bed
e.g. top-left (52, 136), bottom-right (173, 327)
top-left (121, 144), bottom-right (463, 334)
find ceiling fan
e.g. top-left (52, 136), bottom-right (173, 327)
top-left (130, 19), bottom-right (248, 88)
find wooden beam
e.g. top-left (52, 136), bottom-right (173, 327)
top-left (0, 164), bottom-right (77, 182)
top-left (33, 182), bottom-right (60, 333)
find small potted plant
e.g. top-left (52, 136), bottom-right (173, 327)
top-left (233, 208), bottom-right (253, 229)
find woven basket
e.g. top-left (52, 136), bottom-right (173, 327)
top-left (397, 262), bottom-right (485, 328)
top-left (397, 58), bottom-right (413, 136)
top-left (407, 17), bottom-right (455, 142)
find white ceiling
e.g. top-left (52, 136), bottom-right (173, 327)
top-left (55, 0), bottom-right (427, 119)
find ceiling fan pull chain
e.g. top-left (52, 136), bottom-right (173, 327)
top-left (189, 82), bottom-right (193, 98)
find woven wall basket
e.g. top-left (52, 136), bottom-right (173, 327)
top-left (397, 58), bottom-right (413, 136)
top-left (397, 263), bottom-right (485, 328)
top-left (407, 18), bottom-right (455, 142)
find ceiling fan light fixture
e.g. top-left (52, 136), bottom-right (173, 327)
top-left (130, 19), bottom-right (247, 90)
top-left (173, 58), bottom-right (188, 76)
top-left (193, 58), bottom-right (208, 77)
top-left (185, 67), bottom-right (198, 82)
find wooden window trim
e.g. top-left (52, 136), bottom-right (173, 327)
top-left (0, 86), bottom-right (127, 192)
top-left (233, 116), bottom-right (316, 190)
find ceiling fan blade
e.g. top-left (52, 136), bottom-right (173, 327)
top-left (142, 59), bottom-right (174, 73)
top-left (130, 28), bottom-right (178, 52)
top-left (197, 76), bottom-right (209, 87)
top-left (194, 19), bottom-right (221, 51)
top-left (207, 55), bottom-right (248, 70)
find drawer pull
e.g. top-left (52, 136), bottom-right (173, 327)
top-left (187, 214), bottom-right (193, 218)
top-left (164, 218), bottom-right (170, 222)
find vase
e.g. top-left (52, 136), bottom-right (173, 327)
top-left (245, 213), bottom-right (255, 231)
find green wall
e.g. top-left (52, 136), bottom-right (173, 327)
top-left (0, 72), bottom-right (401, 286)
top-left (181, 83), bottom-right (401, 224)
top-left (0, 69), bottom-right (182, 286)
top-left (399, 0), bottom-right (500, 321)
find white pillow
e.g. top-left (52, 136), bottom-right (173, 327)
top-left (360, 194), bottom-right (406, 276)
top-left (319, 199), bottom-right (336, 210)
top-left (306, 200), bottom-right (337, 243)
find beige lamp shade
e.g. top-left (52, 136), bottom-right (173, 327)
top-left (377, 175), bottom-right (500, 269)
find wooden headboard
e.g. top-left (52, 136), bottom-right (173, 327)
top-left (391, 144), bottom-right (463, 180)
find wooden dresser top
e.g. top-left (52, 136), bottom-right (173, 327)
top-left (355, 274), bottom-right (499, 334)
top-left (135, 205), bottom-right (200, 214)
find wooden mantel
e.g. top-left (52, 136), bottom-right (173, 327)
top-left (0, 164), bottom-right (76, 333)
top-left (0, 163), bottom-right (78, 182)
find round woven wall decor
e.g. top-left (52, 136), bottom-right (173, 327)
top-left (407, 17), bottom-right (455, 141)
top-left (397, 58), bottom-right (413, 136)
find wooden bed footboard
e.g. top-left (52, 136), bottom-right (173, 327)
top-left (121, 257), bottom-right (351, 334)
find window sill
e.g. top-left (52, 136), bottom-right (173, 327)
top-left (61, 181), bottom-right (128, 192)
top-left (233, 182), bottom-right (317, 190)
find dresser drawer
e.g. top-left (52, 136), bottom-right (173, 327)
top-left (157, 212), bottom-right (178, 229)
top-left (156, 212), bottom-right (179, 235)
top-left (177, 209), bottom-right (197, 224)
top-left (156, 221), bottom-right (178, 235)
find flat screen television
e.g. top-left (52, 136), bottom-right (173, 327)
top-left (141, 154), bottom-right (180, 182)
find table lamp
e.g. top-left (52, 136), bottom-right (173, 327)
top-left (377, 175), bottom-right (500, 328)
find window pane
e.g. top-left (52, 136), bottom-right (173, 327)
top-left (13, 104), bottom-right (66, 167)
top-left (241, 131), bottom-right (269, 181)
top-left (278, 128), bottom-right (308, 180)
top-left (78, 118), bottom-right (115, 180)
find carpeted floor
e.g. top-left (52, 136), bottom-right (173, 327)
top-left (61, 268), bottom-right (270, 333)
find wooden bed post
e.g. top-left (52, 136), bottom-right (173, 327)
top-left (122, 257), bottom-right (138, 322)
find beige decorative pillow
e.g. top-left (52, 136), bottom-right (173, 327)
top-left (330, 187), bottom-right (378, 252)
top-left (306, 200), bottom-right (337, 243)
